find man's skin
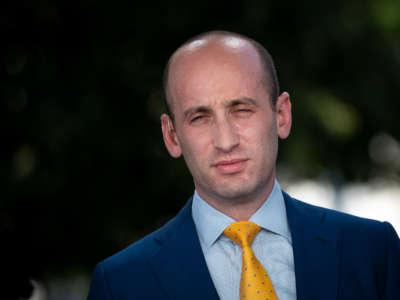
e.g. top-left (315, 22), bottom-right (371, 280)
top-left (161, 33), bottom-right (292, 221)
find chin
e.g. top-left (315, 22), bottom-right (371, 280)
top-left (214, 183), bottom-right (258, 200)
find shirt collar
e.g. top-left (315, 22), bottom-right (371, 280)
top-left (192, 180), bottom-right (291, 252)
top-left (249, 181), bottom-right (291, 242)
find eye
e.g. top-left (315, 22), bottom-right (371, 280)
top-left (190, 114), bottom-right (206, 124)
top-left (191, 116), bottom-right (203, 122)
top-left (234, 108), bottom-right (253, 115)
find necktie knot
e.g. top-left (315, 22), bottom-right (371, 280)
top-left (224, 221), bottom-right (262, 248)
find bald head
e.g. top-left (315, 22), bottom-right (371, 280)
top-left (163, 31), bottom-right (280, 120)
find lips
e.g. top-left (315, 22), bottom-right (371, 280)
top-left (213, 158), bottom-right (248, 175)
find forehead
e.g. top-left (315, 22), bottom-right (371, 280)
top-left (168, 38), bottom-right (267, 112)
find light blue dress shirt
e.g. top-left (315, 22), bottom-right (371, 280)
top-left (192, 180), bottom-right (297, 300)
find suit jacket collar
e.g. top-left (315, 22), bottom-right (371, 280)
top-left (283, 191), bottom-right (340, 300)
top-left (149, 198), bottom-right (220, 300)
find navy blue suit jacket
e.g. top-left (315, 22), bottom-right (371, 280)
top-left (87, 192), bottom-right (400, 300)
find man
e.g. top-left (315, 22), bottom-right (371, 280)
top-left (87, 31), bottom-right (400, 300)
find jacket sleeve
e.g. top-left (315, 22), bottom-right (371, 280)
top-left (87, 263), bottom-right (114, 300)
top-left (384, 222), bottom-right (400, 300)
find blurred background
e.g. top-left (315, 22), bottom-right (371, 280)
top-left (1, 0), bottom-right (399, 299)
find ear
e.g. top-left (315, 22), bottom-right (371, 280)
top-left (161, 114), bottom-right (182, 158)
top-left (275, 92), bottom-right (292, 139)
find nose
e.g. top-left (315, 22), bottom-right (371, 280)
top-left (213, 117), bottom-right (239, 153)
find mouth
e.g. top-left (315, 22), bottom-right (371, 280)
top-left (213, 158), bottom-right (248, 175)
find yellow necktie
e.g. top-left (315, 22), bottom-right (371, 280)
top-left (224, 221), bottom-right (278, 300)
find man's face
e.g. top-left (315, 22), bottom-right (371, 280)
top-left (162, 40), bottom-right (290, 205)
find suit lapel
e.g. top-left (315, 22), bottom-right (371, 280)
top-left (148, 199), bottom-right (219, 300)
top-left (284, 192), bottom-right (340, 300)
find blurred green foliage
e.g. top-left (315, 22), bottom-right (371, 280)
top-left (1, 0), bottom-right (399, 286)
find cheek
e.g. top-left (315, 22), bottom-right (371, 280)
top-left (242, 120), bottom-right (278, 159)
top-left (238, 119), bottom-right (271, 145)
top-left (179, 130), bottom-right (211, 162)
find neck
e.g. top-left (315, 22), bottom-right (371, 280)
top-left (196, 177), bottom-right (275, 221)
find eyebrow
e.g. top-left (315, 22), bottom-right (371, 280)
top-left (183, 97), bottom-right (258, 120)
top-left (227, 97), bottom-right (258, 108)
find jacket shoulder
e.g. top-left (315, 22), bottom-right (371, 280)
top-left (100, 198), bottom-right (193, 270)
top-left (283, 191), bottom-right (389, 235)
